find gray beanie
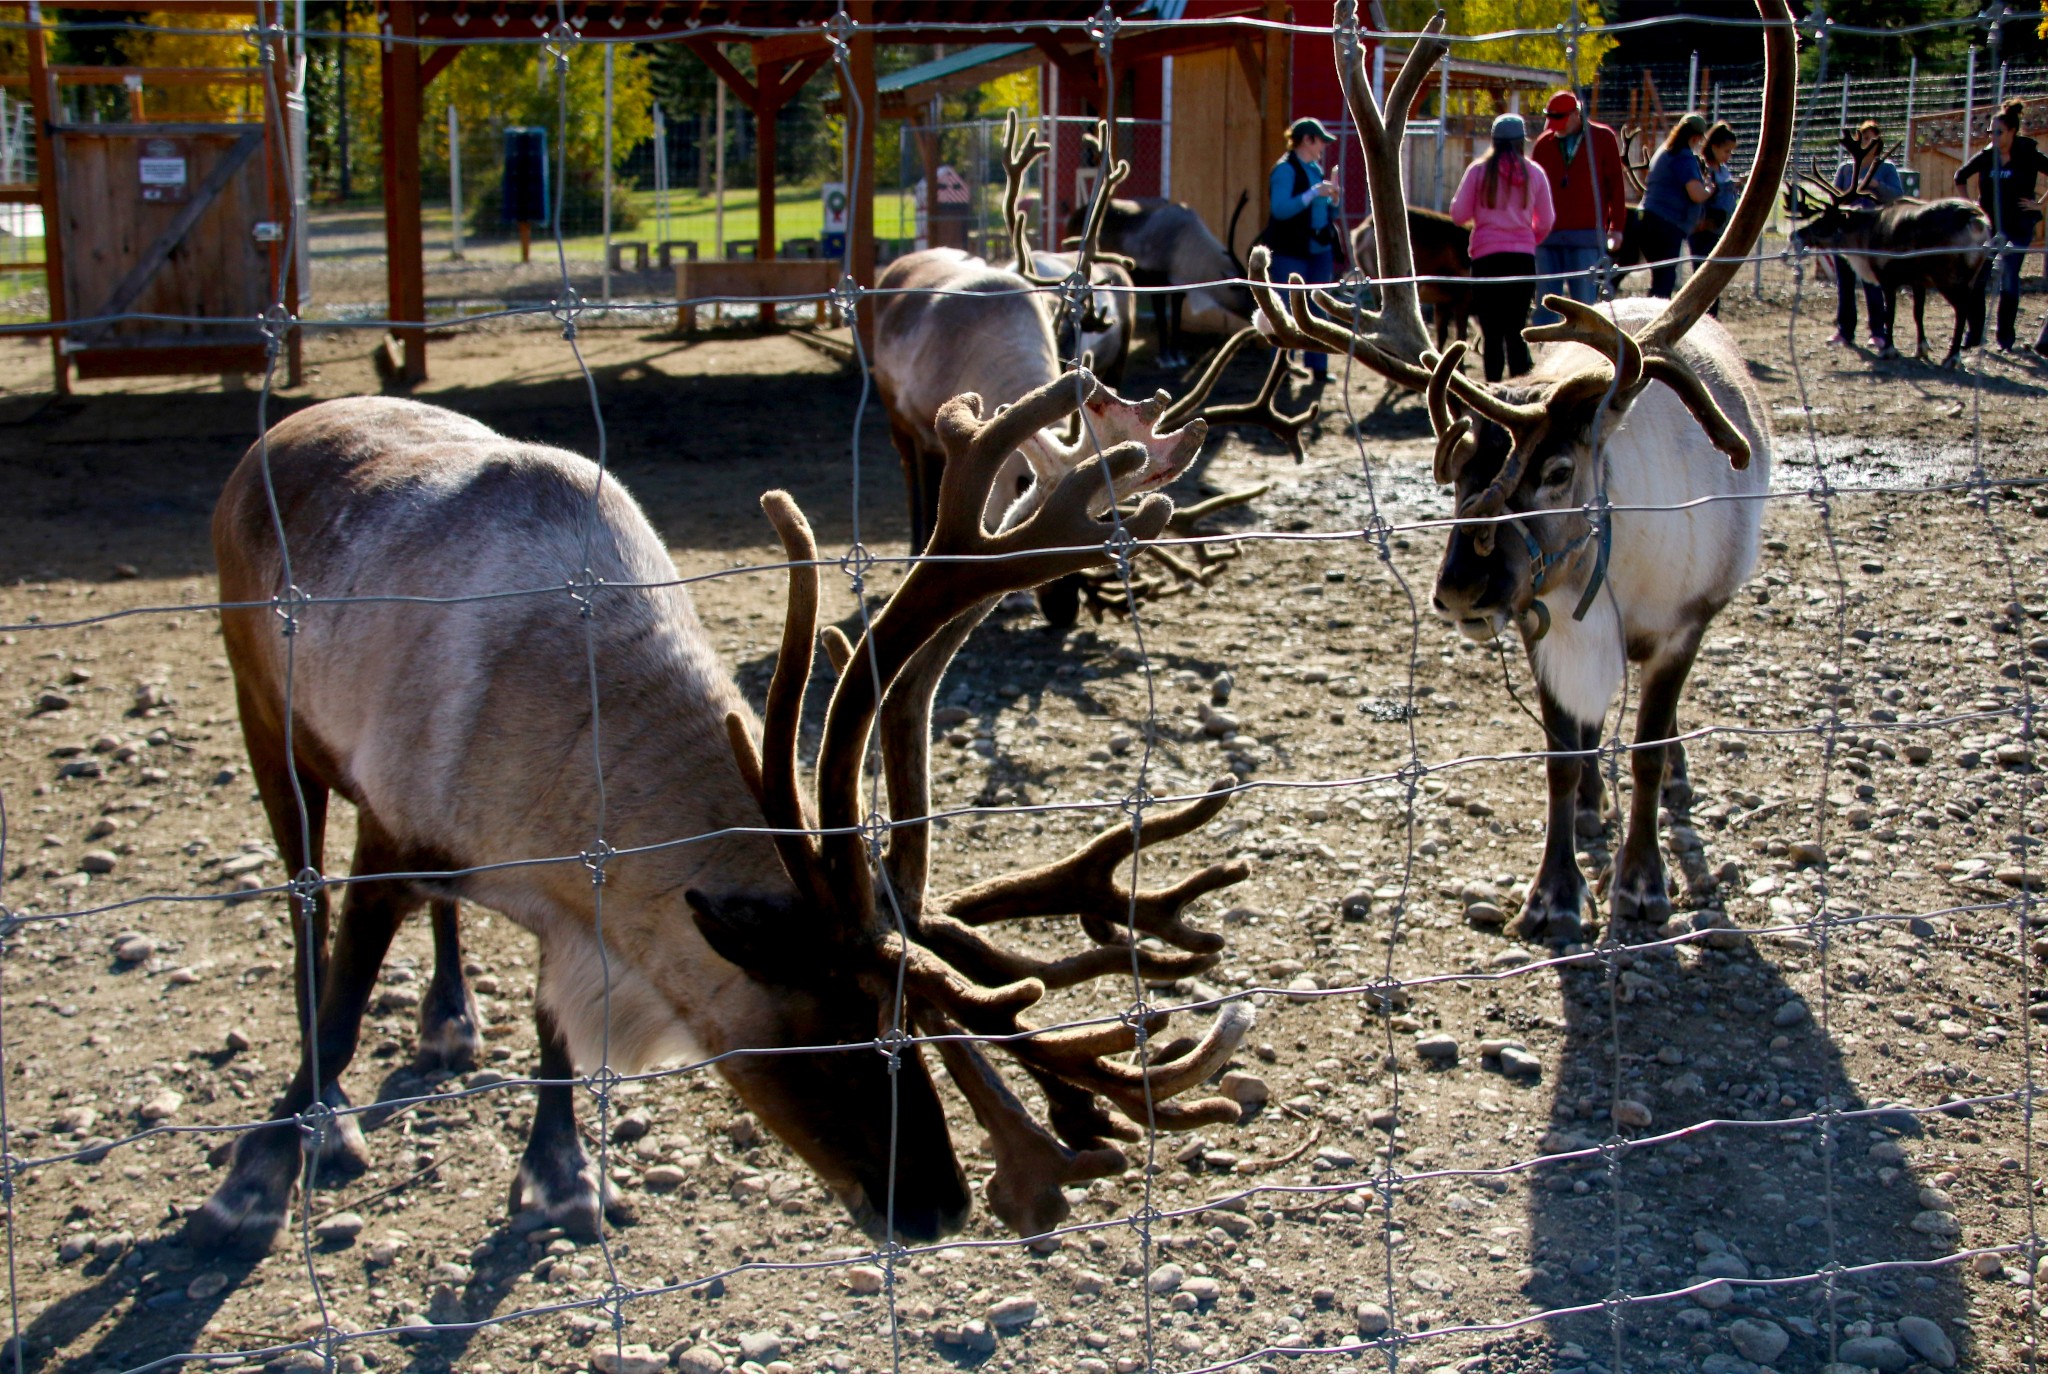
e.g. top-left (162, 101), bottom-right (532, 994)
top-left (1491, 112), bottom-right (1527, 141)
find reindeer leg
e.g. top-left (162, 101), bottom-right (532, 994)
top-left (1910, 284), bottom-right (1928, 361)
top-left (1516, 685), bottom-right (1591, 947)
top-left (187, 816), bottom-right (413, 1256)
top-left (1611, 640), bottom-right (1700, 936)
top-left (415, 899), bottom-right (482, 1072)
top-left (510, 999), bottom-right (635, 1240)
top-left (1575, 716), bottom-right (1607, 830)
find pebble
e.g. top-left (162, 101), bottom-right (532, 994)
top-left (1414, 1032), bottom-right (1459, 1064)
top-left (165, 966), bottom-right (200, 986)
top-left (78, 849), bottom-right (117, 874)
top-left (1338, 890), bottom-right (1372, 922)
top-left (1464, 900), bottom-right (1505, 927)
top-left (610, 1109), bottom-right (652, 1144)
top-left (1909, 1209), bottom-right (1961, 1238)
top-left (986, 1294), bottom-right (1039, 1329)
top-left (1219, 1071), bottom-right (1269, 1108)
top-left (1497, 1046), bottom-right (1543, 1078)
top-left (1773, 999), bottom-right (1811, 1027)
top-left (937, 1320), bottom-right (997, 1355)
top-left (1788, 840), bottom-right (1827, 867)
top-left (313, 1211), bottom-right (364, 1245)
top-left (1837, 1335), bottom-right (1911, 1373)
top-left (113, 935), bottom-right (155, 964)
top-left (58, 1234), bottom-right (95, 1262)
top-left (1611, 1099), bottom-right (1652, 1129)
top-left (1699, 1250), bottom-right (1752, 1280)
top-left (1896, 1315), bottom-right (1957, 1368)
top-left (844, 1264), bottom-right (886, 1296)
top-left (1181, 1276), bottom-right (1222, 1305)
top-left (1147, 1261), bottom-right (1186, 1295)
top-left (590, 1346), bottom-right (667, 1374)
top-left (737, 1332), bottom-right (781, 1363)
top-left (1916, 1185), bottom-right (1955, 1212)
top-left (1694, 1279), bottom-right (1734, 1310)
top-left (138, 1090), bottom-right (183, 1121)
top-left (1071, 1269), bottom-right (1108, 1296)
top-left (36, 691), bottom-right (72, 712)
top-left (1727, 1316), bottom-right (1789, 1365)
top-left (225, 1027), bottom-right (254, 1052)
top-left (1691, 908), bottom-right (1745, 950)
top-left (1211, 672), bottom-right (1234, 705)
top-left (670, 1345), bottom-right (725, 1374)
top-left (642, 1164), bottom-right (689, 1190)
top-left (1355, 1302), bottom-right (1390, 1335)
top-left (366, 1235), bottom-right (407, 1265)
top-left (185, 1271), bottom-right (228, 1300)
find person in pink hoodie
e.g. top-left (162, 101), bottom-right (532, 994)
top-left (1449, 112), bottom-right (1557, 381)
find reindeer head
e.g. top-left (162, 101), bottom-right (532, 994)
top-left (1787, 142), bottom-right (1899, 262)
top-left (1253, 0), bottom-right (1792, 645)
top-left (708, 370), bottom-right (1252, 1242)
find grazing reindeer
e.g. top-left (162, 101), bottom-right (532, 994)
top-left (1072, 193), bottom-right (1255, 368)
top-left (192, 374), bottom-right (1256, 1256)
top-left (1257, 0), bottom-right (1795, 943)
top-left (1351, 206), bottom-right (1474, 349)
top-left (1789, 144), bottom-right (1990, 367)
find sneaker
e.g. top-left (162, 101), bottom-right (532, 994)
top-left (1867, 335), bottom-right (1887, 351)
top-left (1828, 330), bottom-right (1850, 345)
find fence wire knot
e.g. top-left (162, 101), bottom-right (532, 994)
top-left (583, 1063), bottom-right (623, 1113)
top-left (581, 840), bottom-right (617, 887)
top-left (1086, 1), bottom-right (1120, 53)
top-left (1105, 522), bottom-right (1139, 575)
top-left (566, 568), bottom-right (604, 618)
top-left (839, 541), bottom-right (876, 595)
top-left (1119, 782), bottom-right (1153, 818)
top-left (825, 5), bottom-right (856, 54)
top-left (0, 905), bottom-right (22, 942)
top-left (271, 584), bottom-right (312, 638)
top-left (834, 273), bottom-right (862, 321)
top-left (295, 1098), bottom-right (340, 1155)
top-left (858, 808), bottom-right (890, 863)
top-left (874, 1025), bottom-right (914, 1069)
top-left (289, 867), bottom-right (325, 919)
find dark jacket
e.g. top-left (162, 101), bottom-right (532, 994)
top-left (1956, 134), bottom-right (2048, 237)
top-left (1260, 152), bottom-right (1334, 257)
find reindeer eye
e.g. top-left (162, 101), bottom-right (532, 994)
top-left (1540, 459), bottom-right (1574, 488)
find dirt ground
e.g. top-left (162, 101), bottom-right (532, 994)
top-left (0, 275), bottom-right (2044, 1374)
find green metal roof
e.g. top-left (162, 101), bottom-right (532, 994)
top-left (878, 43), bottom-right (1033, 96)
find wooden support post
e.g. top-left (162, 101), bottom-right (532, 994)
top-left (26, 2), bottom-right (67, 393)
top-left (755, 90), bottom-right (777, 321)
top-left (841, 0), bottom-right (876, 349)
top-left (1261, 2), bottom-right (1291, 184)
top-left (380, 2), bottom-right (426, 383)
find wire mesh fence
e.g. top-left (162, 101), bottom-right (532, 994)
top-left (0, 6), bottom-right (2042, 1374)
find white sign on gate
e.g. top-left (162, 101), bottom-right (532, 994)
top-left (821, 181), bottom-right (848, 234)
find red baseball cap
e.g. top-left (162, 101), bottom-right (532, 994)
top-left (1545, 91), bottom-right (1580, 119)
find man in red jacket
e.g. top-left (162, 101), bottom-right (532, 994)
top-left (1529, 90), bottom-right (1628, 325)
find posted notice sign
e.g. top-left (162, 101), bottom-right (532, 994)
top-left (138, 138), bottom-right (189, 204)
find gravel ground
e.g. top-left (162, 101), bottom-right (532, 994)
top-left (0, 274), bottom-right (2044, 1374)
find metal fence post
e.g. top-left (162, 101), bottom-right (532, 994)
top-left (1963, 45), bottom-right (1975, 177)
top-left (601, 43), bottom-right (614, 306)
top-left (448, 103), bottom-right (463, 261)
top-left (1434, 58), bottom-right (1448, 212)
top-left (1687, 51), bottom-right (1698, 111)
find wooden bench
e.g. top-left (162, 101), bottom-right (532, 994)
top-left (676, 258), bottom-right (841, 331)
top-left (606, 241), bottom-right (650, 273)
top-left (656, 239), bottom-right (699, 271)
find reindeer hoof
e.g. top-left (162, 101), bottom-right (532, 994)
top-left (306, 1085), bottom-right (372, 1182)
top-left (510, 1154), bottom-right (636, 1241)
top-left (415, 989), bottom-right (484, 1073)
top-left (1515, 888), bottom-right (1586, 947)
top-left (1608, 870), bottom-right (1673, 934)
top-left (186, 1137), bottom-right (298, 1257)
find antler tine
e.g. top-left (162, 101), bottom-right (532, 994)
top-left (1166, 329), bottom-right (1322, 463)
top-left (1158, 328), bottom-right (1261, 430)
top-left (877, 609), bottom-right (983, 916)
top-left (1000, 109), bottom-right (1065, 288)
top-left (1523, 295), bottom-right (1645, 389)
top-left (923, 1023), bottom-right (1127, 1238)
top-left (1251, 248), bottom-right (1435, 391)
top-left (1633, 0), bottom-right (1795, 360)
top-left (742, 493), bottom-right (825, 893)
top-left (916, 912), bottom-right (1220, 991)
top-left (939, 775), bottom-right (1246, 953)
top-left (1426, 341), bottom-right (1478, 485)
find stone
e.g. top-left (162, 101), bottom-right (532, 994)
top-left (844, 1265), bottom-right (886, 1296)
top-left (1699, 1250), bottom-right (1752, 1280)
top-left (1895, 1316), bottom-right (1956, 1368)
top-left (166, 966), bottom-right (200, 985)
top-left (1909, 1209), bottom-right (1961, 1238)
top-left (591, 1345), bottom-right (667, 1374)
top-left (366, 1235), bottom-right (407, 1265)
top-left (936, 1320), bottom-right (997, 1355)
top-left (669, 1344), bottom-right (725, 1374)
top-left (1219, 1071), bottom-right (1269, 1108)
top-left (1071, 1270), bottom-right (1108, 1296)
top-left (1727, 1317), bottom-right (1788, 1365)
top-left (1147, 1262), bottom-right (1186, 1295)
top-left (314, 1212), bottom-right (365, 1245)
top-left (1181, 1276), bottom-right (1222, 1305)
top-left (1497, 1046), bottom-right (1542, 1078)
top-left (1692, 907), bottom-right (1745, 950)
top-left (642, 1164), bottom-right (689, 1191)
top-left (1694, 1280), bottom-right (1734, 1310)
top-left (1339, 891), bottom-right (1372, 922)
top-left (1464, 900), bottom-right (1506, 927)
top-left (1612, 1099), bottom-right (1653, 1129)
top-left (986, 1294), bottom-right (1039, 1329)
top-left (1916, 1185), bottom-right (1955, 1212)
top-left (1355, 1302), bottom-right (1390, 1336)
top-left (736, 1333), bottom-right (780, 1364)
top-left (1836, 1335), bottom-right (1911, 1373)
top-left (138, 1090), bottom-right (183, 1121)
top-left (113, 935), bottom-right (155, 964)
top-left (1773, 999), bottom-right (1811, 1027)
top-left (225, 1027), bottom-right (254, 1052)
top-left (36, 691), bottom-right (72, 712)
top-left (58, 1234), bottom-right (95, 1262)
top-left (1414, 1033), bottom-right (1459, 1064)
top-left (611, 1109), bottom-right (653, 1144)
top-left (185, 1271), bottom-right (228, 1300)
top-left (79, 849), bottom-right (117, 874)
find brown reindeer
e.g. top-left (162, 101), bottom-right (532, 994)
top-left (1351, 206), bottom-right (1473, 349)
top-left (1255, 0), bottom-right (1794, 944)
top-left (189, 373), bottom-right (1254, 1256)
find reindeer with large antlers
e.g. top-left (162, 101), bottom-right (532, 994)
top-left (875, 111), bottom-right (1315, 626)
top-left (1256, 0), bottom-right (1795, 943)
top-left (190, 375), bottom-right (1252, 1256)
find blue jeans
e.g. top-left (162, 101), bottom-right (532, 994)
top-left (1268, 247), bottom-right (1336, 375)
top-left (1533, 239), bottom-right (1603, 324)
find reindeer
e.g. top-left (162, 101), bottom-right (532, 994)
top-left (1071, 193), bottom-right (1255, 369)
top-left (877, 113), bottom-right (1314, 625)
top-left (1789, 143), bottom-right (1990, 367)
top-left (1256, 0), bottom-right (1795, 944)
top-left (1351, 206), bottom-right (1474, 349)
top-left (189, 373), bottom-right (1255, 1257)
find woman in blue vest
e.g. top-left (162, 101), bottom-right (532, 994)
top-left (1638, 113), bottom-right (1715, 300)
top-left (1262, 116), bottom-right (1342, 380)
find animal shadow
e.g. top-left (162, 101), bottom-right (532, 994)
top-left (1525, 937), bottom-right (1972, 1373)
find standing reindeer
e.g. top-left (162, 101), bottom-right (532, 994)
top-left (1257, 0), bottom-right (1795, 943)
top-left (189, 374), bottom-right (1255, 1256)
top-left (1072, 193), bottom-right (1256, 368)
top-left (1789, 144), bottom-right (1989, 367)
